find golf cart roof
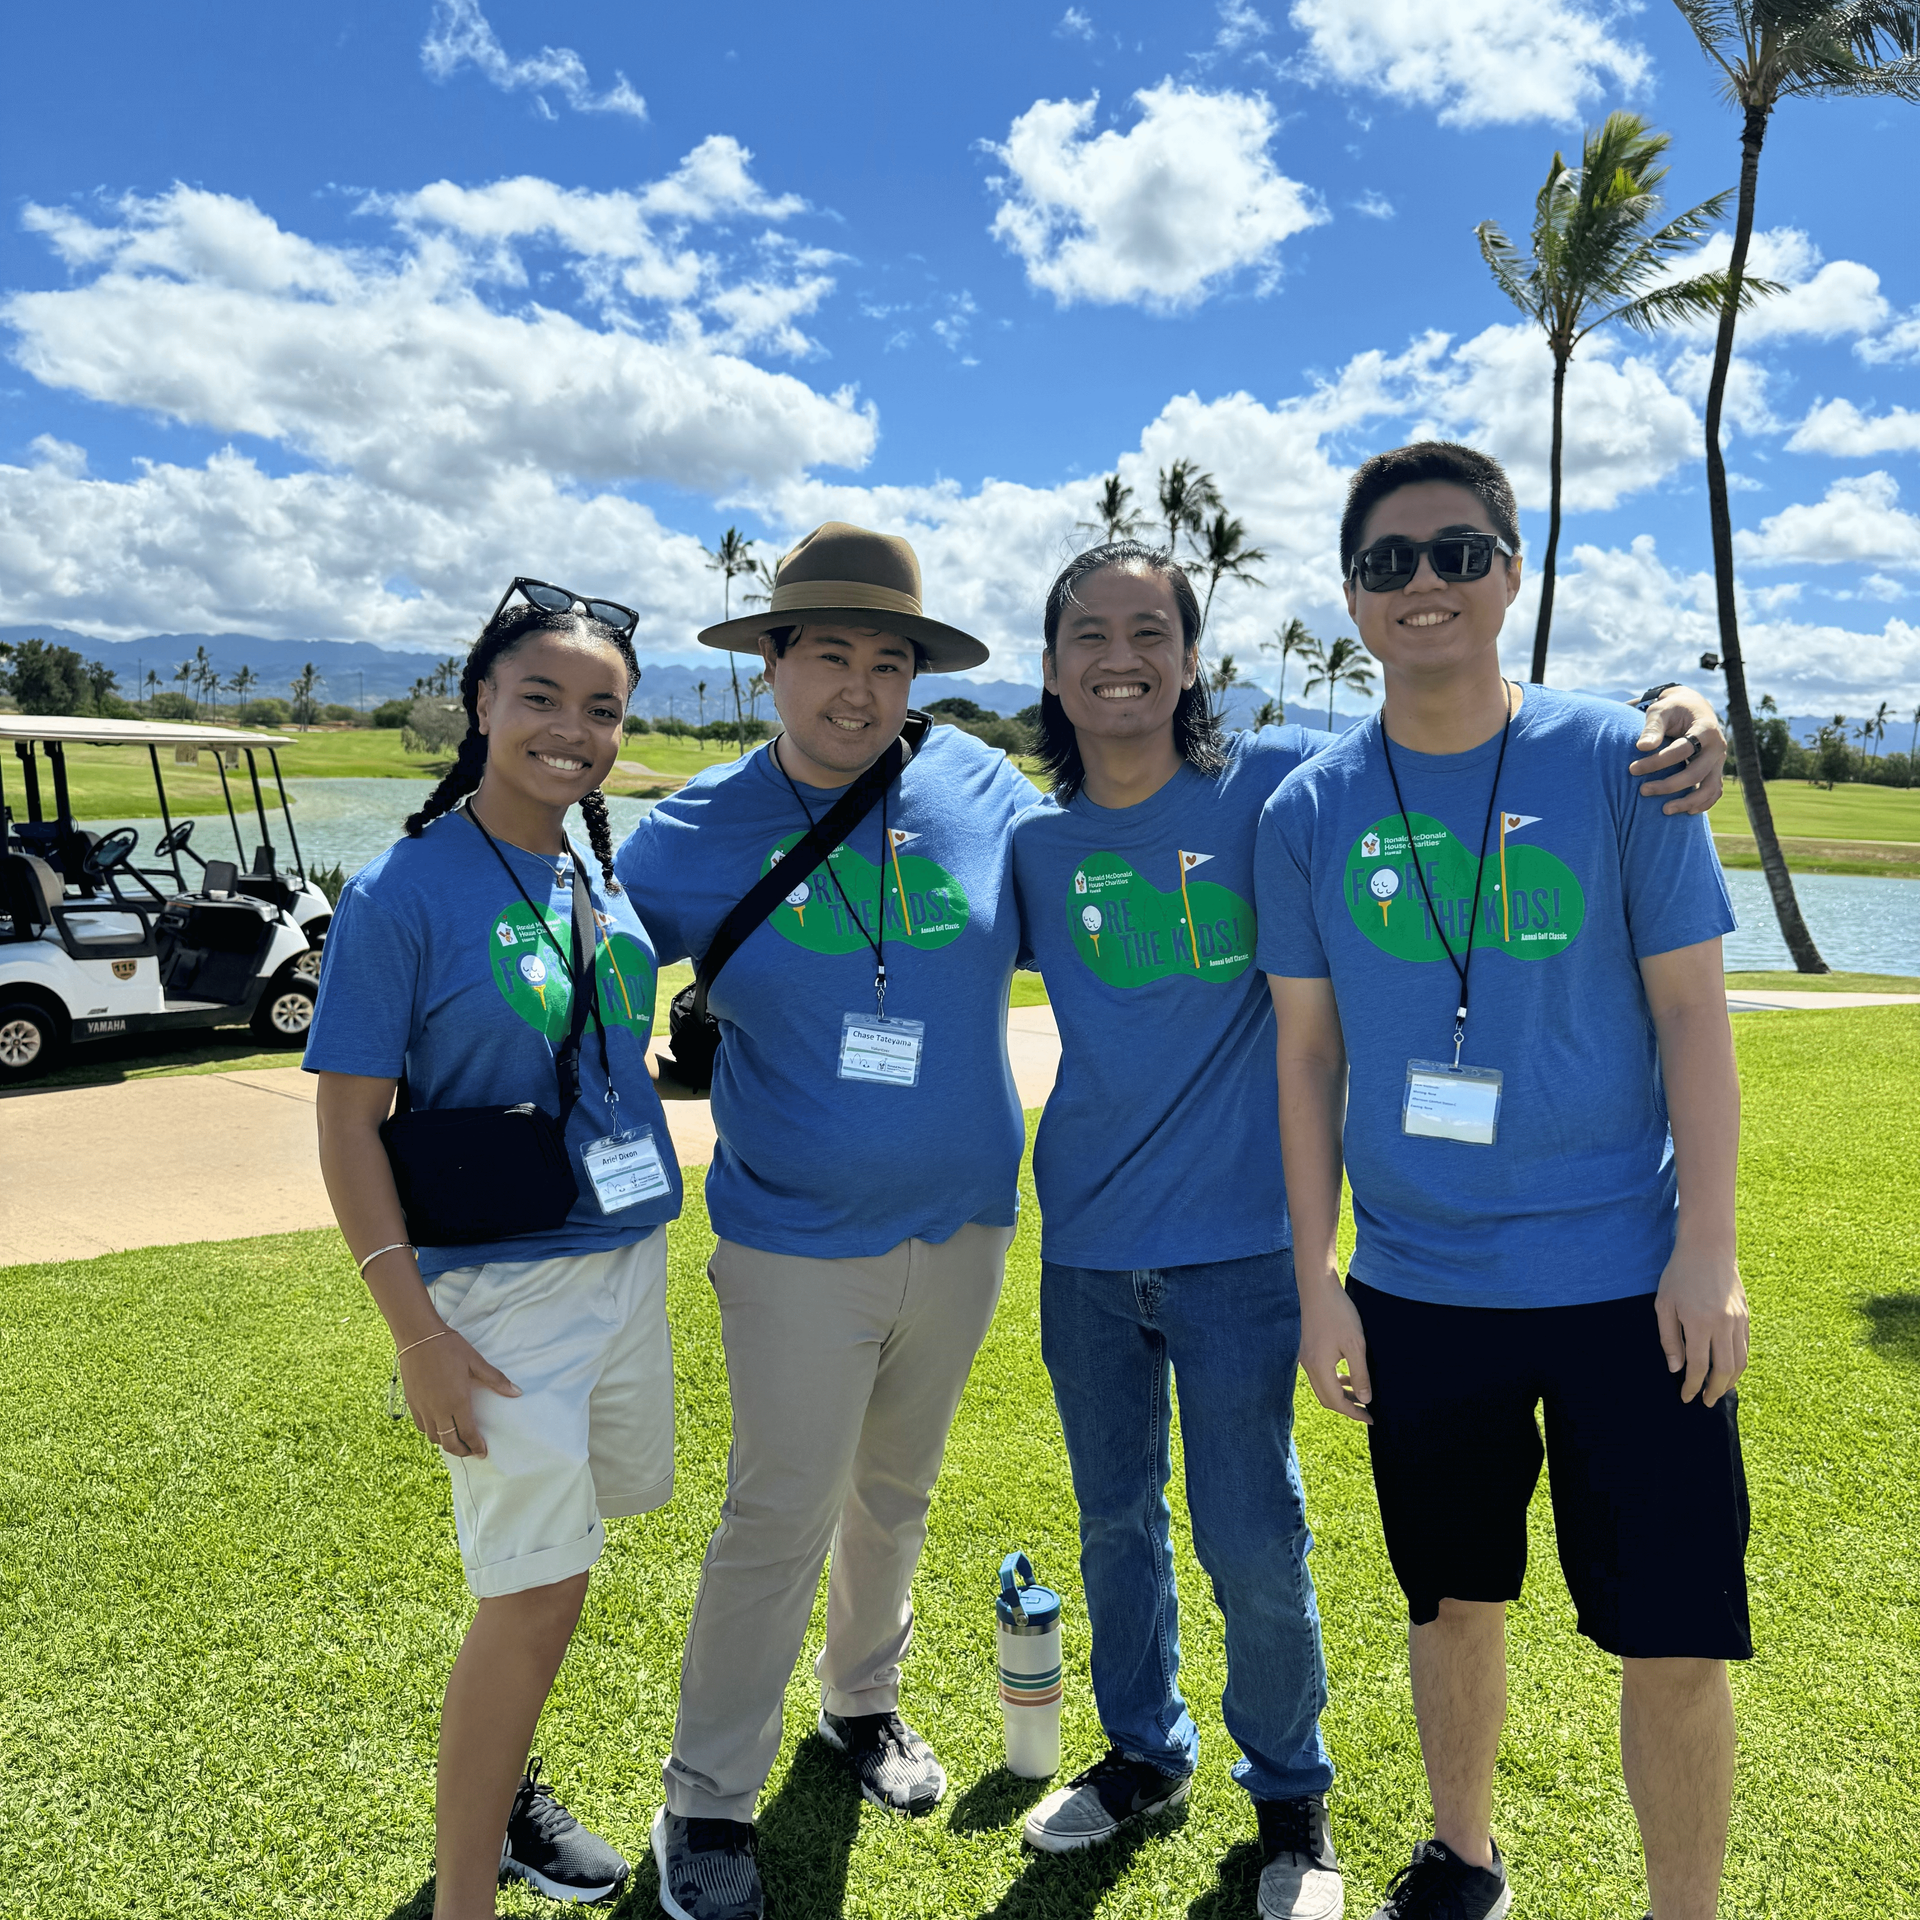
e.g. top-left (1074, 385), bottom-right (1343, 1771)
top-left (0, 714), bottom-right (292, 749)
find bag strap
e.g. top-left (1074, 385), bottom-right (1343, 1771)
top-left (692, 711), bottom-right (929, 1023)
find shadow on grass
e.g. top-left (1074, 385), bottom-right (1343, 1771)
top-left (978, 1817), bottom-right (1164, 1918)
top-left (1184, 1838), bottom-right (1263, 1919)
top-left (948, 1764), bottom-right (1051, 1836)
top-left (381, 1877), bottom-right (434, 1920)
top-left (2, 1025), bottom-right (283, 1095)
top-left (1861, 1292), bottom-right (1920, 1363)
top-left (756, 1734), bottom-right (864, 1919)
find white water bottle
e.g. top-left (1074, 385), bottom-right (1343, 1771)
top-left (997, 1551), bottom-right (1062, 1778)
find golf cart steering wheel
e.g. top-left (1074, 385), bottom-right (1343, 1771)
top-left (85, 827), bottom-right (139, 878)
top-left (155, 819), bottom-right (196, 857)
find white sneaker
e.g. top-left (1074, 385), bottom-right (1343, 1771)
top-left (1022, 1747), bottom-right (1192, 1853)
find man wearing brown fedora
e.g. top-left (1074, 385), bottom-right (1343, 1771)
top-left (615, 523), bottom-right (1035, 1920)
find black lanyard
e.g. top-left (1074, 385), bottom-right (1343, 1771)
top-left (465, 808), bottom-right (617, 1113)
top-left (1379, 683), bottom-right (1514, 1067)
top-left (777, 746), bottom-right (894, 1017)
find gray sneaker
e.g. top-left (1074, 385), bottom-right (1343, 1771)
top-left (651, 1807), bottom-right (763, 1920)
top-left (1255, 1794), bottom-right (1343, 1919)
top-left (815, 1709), bottom-right (948, 1815)
top-left (1022, 1747), bottom-right (1192, 1852)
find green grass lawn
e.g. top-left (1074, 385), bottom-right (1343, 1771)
top-left (1725, 780), bottom-right (1920, 842)
top-left (1724, 970), bottom-right (1919, 994)
top-left (2, 1010), bottom-right (1915, 1916)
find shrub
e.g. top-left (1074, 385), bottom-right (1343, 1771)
top-left (147, 691), bottom-right (197, 720)
top-left (371, 698), bottom-right (412, 729)
top-left (321, 704), bottom-right (357, 724)
top-left (236, 698), bottom-right (293, 727)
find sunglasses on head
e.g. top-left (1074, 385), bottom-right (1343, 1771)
top-left (490, 576), bottom-right (640, 638)
top-left (1349, 533), bottom-right (1515, 594)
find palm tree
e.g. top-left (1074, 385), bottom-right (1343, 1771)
top-left (1477, 110), bottom-right (1765, 685)
top-left (741, 555), bottom-right (780, 609)
top-left (142, 668), bottom-right (160, 710)
top-left (227, 664), bottom-right (257, 712)
top-left (1265, 617), bottom-right (1314, 716)
top-left (1670, 0), bottom-right (1920, 971)
top-left (1209, 654), bottom-right (1241, 698)
top-left (192, 645), bottom-right (217, 716)
top-left (705, 526), bottom-right (759, 757)
top-left (1077, 473), bottom-right (1145, 545)
top-left (173, 659), bottom-right (195, 715)
top-left (747, 672), bottom-right (770, 729)
top-left (1867, 697), bottom-right (1891, 757)
top-left (1908, 700), bottom-right (1920, 788)
top-left (695, 680), bottom-right (709, 731)
top-left (1188, 511), bottom-right (1269, 630)
top-left (290, 663), bottom-right (323, 729)
top-left (1299, 635), bottom-right (1378, 731)
top-left (1156, 459), bottom-right (1221, 560)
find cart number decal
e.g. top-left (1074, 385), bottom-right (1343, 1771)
top-left (112, 960), bottom-right (137, 980)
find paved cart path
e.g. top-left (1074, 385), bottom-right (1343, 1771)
top-left (0, 1005), bottom-right (1070, 1267)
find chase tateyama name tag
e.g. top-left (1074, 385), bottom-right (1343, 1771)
top-left (838, 1013), bottom-right (925, 1087)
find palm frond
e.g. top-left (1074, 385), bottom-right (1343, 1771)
top-left (1605, 270), bottom-right (1786, 335)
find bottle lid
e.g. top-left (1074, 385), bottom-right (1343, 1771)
top-left (996, 1550), bottom-right (1062, 1630)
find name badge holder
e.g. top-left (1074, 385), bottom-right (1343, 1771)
top-left (1380, 685), bottom-right (1517, 1150)
top-left (582, 1090), bottom-right (673, 1212)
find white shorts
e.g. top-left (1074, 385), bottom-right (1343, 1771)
top-left (432, 1229), bottom-right (674, 1599)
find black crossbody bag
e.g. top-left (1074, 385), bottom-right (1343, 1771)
top-left (379, 821), bottom-right (608, 1247)
top-left (657, 714), bottom-right (928, 1094)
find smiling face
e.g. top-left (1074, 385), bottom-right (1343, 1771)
top-left (474, 624), bottom-right (629, 814)
top-left (1042, 562), bottom-right (1196, 747)
top-left (760, 623), bottom-right (916, 786)
top-left (1343, 480), bottom-right (1522, 684)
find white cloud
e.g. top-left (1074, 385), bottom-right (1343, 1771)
top-left (7, 182), bottom-right (871, 500)
top-left (422, 0), bottom-right (645, 120)
top-left (1288, 0), bottom-right (1649, 128)
top-left (1410, 325), bottom-right (1702, 512)
top-left (1513, 535), bottom-right (1920, 706)
top-left (1352, 191), bottom-right (1395, 220)
top-left (986, 81), bottom-right (1323, 310)
top-left (1735, 473), bottom-right (1920, 569)
top-left (1665, 348), bottom-right (1779, 436)
top-left (1056, 8), bottom-right (1095, 40)
top-left (1789, 398), bottom-right (1920, 457)
top-left (1215, 2), bottom-right (1273, 52)
top-left (1679, 228), bottom-right (1889, 343)
top-left (1858, 308), bottom-right (1920, 365)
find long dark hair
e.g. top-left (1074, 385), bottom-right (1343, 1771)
top-left (403, 602), bottom-right (640, 889)
top-left (1035, 541), bottom-right (1224, 804)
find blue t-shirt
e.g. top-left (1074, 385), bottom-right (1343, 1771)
top-left (615, 726), bottom-right (1032, 1258)
top-left (305, 809), bottom-right (682, 1281)
top-left (1013, 725), bottom-right (1334, 1268)
top-left (1255, 688), bottom-right (1735, 1311)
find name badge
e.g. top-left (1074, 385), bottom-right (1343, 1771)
top-left (839, 1013), bottom-right (925, 1087)
top-left (1402, 1060), bottom-right (1503, 1146)
top-left (581, 1126), bottom-right (672, 1212)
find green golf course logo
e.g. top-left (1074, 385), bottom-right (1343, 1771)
top-left (1344, 812), bottom-right (1585, 962)
top-left (489, 901), bottom-right (656, 1040)
top-left (763, 831), bottom-right (969, 955)
top-left (1068, 850), bottom-right (1254, 987)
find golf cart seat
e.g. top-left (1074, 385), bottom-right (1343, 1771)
top-left (156, 890), bottom-right (277, 1004)
top-left (1, 850), bottom-right (155, 959)
top-left (236, 842), bottom-right (299, 913)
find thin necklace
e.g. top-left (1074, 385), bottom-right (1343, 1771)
top-left (463, 791), bottom-right (568, 883)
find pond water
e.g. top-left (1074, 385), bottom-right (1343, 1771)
top-left (77, 778), bottom-right (1920, 977)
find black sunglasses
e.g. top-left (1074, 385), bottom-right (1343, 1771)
top-left (1349, 534), bottom-right (1514, 594)
top-left (490, 576), bottom-right (640, 638)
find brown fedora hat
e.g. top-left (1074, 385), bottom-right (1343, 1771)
top-left (697, 521), bottom-right (989, 673)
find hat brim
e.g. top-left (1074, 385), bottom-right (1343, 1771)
top-left (696, 607), bottom-right (989, 674)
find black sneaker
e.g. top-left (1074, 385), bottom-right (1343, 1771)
top-left (1370, 1838), bottom-right (1510, 1919)
top-left (1021, 1747), bottom-right (1192, 1852)
top-left (1254, 1794), bottom-right (1343, 1919)
top-left (815, 1708), bottom-right (948, 1815)
top-left (651, 1808), bottom-right (763, 1920)
top-left (498, 1758), bottom-right (629, 1905)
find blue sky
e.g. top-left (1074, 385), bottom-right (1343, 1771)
top-left (3, 0), bottom-right (1918, 713)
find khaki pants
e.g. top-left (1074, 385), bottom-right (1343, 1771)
top-left (662, 1220), bottom-right (1014, 1821)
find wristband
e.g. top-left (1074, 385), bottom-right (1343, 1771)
top-left (357, 1241), bottom-right (415, 1277)
top-left (1631, 682), bottom-right (1680, 712)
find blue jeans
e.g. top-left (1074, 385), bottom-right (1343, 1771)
top-left (1040, 1248), bottom-right (1333, 1802)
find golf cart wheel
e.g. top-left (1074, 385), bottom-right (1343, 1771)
top-left (0, 1002), bottom-right (61, 1082)
top-left (251, 977), bottom-right (316, 1047)
top-left (291, 946), bottom-right (323, 986)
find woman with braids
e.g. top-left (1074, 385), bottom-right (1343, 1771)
top-left (307, 580), bottom-right (682, 1917)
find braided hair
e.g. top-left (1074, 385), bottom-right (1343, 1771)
top-left (403, 600), bottom-right (641, 889)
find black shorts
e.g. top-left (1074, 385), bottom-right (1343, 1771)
top-left (1349, 1276), bottom-right (1752, 1660)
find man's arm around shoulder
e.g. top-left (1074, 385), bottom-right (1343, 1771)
top-left (1642, 938), bottom-right (1748, 1406)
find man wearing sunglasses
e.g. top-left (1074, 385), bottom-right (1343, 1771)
top-left (613, 523), bottom-right (1034, 1920)
top-left (1258, 442), bottom-right (1750, 1920)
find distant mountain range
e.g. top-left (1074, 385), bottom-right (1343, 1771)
top-left (5, 624), bottom-right (1845, 744)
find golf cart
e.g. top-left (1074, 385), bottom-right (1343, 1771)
top-left (0, 715), bottom-right (331, 1082)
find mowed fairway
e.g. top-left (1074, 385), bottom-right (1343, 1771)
top-left (1, 1013), bottom-right (1915, 1918)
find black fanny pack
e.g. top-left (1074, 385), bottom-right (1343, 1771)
top-left (379, 821), bottom-right (607, 1247)
top-left (658, 715), bottom-right (927, 1095)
